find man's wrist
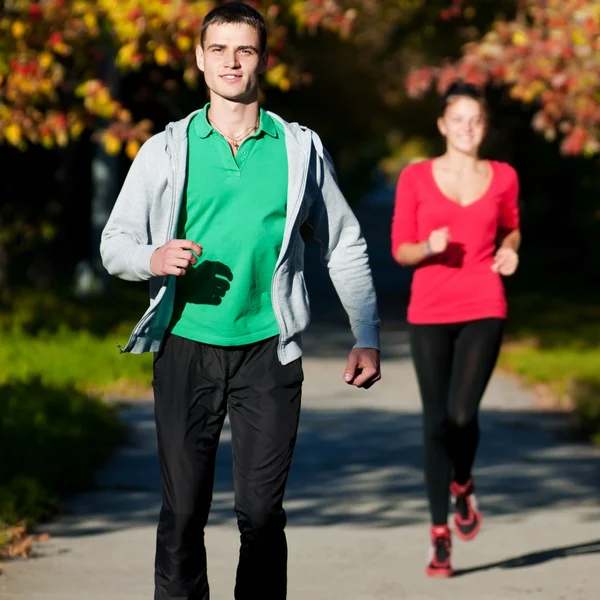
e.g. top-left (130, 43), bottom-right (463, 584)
top-left (423, 239), bottom-right (432, 257)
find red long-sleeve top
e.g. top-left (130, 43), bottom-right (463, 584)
top-left (391, 159), bottom-right (520, 324)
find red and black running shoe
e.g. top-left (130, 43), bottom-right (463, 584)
top-left (425, 525), bottom-right (453, 578)
top-left (450, 479), bottom-right (481, 541)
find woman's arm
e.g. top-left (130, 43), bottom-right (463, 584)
top-left (493, 166), bottom-right (522, 275)
top-left (395, 227), bottom-right (450, 266)
top-left (394, 240), bottom-right (430, 266)
top-left (392, 166), bottom-right (451, 266)
top-left (499, 228), bottom-right (521, 252)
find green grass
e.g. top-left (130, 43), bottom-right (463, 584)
top-left (499, 345), bottom-right (599, 396)
top-left (0, 285), bottom-right (153, 397)
top-left (0, 286), bottom-right (142, 542)
top-left (0, 379), bottom-right (125, 528)
top-left (0, 327), bottom-right (152, 397)
top-left (501, 291), bottom-right (600, 442)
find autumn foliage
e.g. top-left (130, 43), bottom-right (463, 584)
top-left (406, 0), bottom-right (600, 156)
top-left (0, 0), bottom-right (356, 157)
top-left (5, 1), bottom-right (600, 158)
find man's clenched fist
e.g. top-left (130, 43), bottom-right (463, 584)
top-left (150, 239), bottom-right (203, 277)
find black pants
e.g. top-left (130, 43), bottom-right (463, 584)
top-left (409, 318), bottom-right (504, 526)
top-left (152, 334), bottom-right (303, 600)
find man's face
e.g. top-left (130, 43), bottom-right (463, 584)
top-left (196, 23), bottom-right (267, 103)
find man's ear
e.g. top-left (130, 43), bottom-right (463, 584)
top-left (196, 44), bottom-right (205, 73)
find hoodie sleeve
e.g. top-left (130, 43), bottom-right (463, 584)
top-left (100, 133), bottom-right (168, 282)
top-left (307, 131), bottom-right (380, 351)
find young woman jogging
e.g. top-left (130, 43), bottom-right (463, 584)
top-left (391, 81), bottom-right (521, 577)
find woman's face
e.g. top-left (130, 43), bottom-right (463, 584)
top-left (437, 96), bottom-right (486, 155)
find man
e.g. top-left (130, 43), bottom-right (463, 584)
top-left (101, 3), bottom-right (380, 599)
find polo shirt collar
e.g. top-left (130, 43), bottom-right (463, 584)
top-left (259, 110), bottom-right (278, 138)
top-left (193, 104), bottom-right (278, 139)
top-left (194, 105), bottom-right (213, 139)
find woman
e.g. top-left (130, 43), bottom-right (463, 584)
top-left (391, 81), bottom-right (521, 577)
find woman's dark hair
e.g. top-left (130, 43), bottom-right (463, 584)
top-left (440, 81), bottom-right (487, 117)
top-left (201, 2), bottom-right (268, 54)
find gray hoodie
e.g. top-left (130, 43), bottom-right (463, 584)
top-left (100, 109), bottom-right (380, 364)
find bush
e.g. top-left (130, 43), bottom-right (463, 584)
top-left (499, 291), bottom-right (600, 444)
top-left (570, 378), bottom-right (600, 445)
top-left (0, 379), bottom-right (125, 527)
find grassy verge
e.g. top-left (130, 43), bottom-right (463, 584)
top-left (501, 291), bottom-right (600, 443)
top-left (0, 379), bottom-right (125, 533)
top-left (0, 327), bottom-right (152, 398)
top-left (0, 285), bottom-right (153, 398)
top-left (0, 286), bottom-right (143, 555)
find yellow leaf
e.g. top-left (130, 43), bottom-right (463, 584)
top-left (290, 1), bottom-right (305, 19)
top-left (512, 30), bottom-right (528, 46)
top-left (40, 80), bottom-right (54, 95)
top-left (39, 52), bottom-right (54, 69)
top-left (73, 1), bottom-right (88, 14)
top-left (11, 21), bottom-right (26, 39)
top-left (184, 67), bottom-right (198, 88)
top-left (119, 109), bottom-right (132, 123)
top-left (96, 88), bottom-right (110, 104)
top-left (56, 132), bottom-right (68, 147)
top-left (522, 88), bottom-right (534, 103)
top-left (176, 36), bottom-right (192, 52)
top-left (4, 123), bottom-right (22, 146)
top-left (104, 133), bottom-right (122, 155)
top-left (572, 29), bottom-right (587, 46)
top-left (84, 13), bottom-right (98, 30)
top-left (126, 139), bottom-right (140, 160)
top-left (70, 121), bottom-right (84, 138)
top-left (117, 43), bottom-right (136, 68)
top-left (41, 135), bottom-right (54, 149)
top-left (154, 46), bottom-right (169, 66)
top-left (54, 42), bottom-right (71, 56)
top-left (464, 6), bottom-right (476, 19)
top-left (279, 77), bottom-right (291, 92)
top-left (266, 63), bottom-right (287, 87)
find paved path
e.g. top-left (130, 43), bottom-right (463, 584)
top-left (2, 324), bottom-right (600, 600)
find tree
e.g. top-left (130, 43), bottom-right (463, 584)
top-left (0, 0), bottom-right (357, 158)
top-left (405, 0), bottom-right (600, 156)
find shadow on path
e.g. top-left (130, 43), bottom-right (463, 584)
top-left (453, 538), bottom-right (600, 577)
top-left (48, 400), bottom-right (600, 538)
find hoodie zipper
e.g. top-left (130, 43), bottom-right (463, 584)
top-left (165, 124), bottom-right (180, 240)
top-left (272, 135), bottom-right (310, 361)
top-left (118, 125), bottom-right (180, 353)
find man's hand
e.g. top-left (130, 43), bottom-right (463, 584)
top-left (492, 246), bottom-right (519, 276)
top-left (150, 239), bottom-right (203, 277)
top-left (343, 348), bottom-right (381, 389)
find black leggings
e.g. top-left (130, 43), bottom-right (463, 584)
top-left (409, 318), bottom-right (504, 526)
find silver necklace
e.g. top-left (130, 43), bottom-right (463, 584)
top-left (208, 116), bottom-right (259, 150)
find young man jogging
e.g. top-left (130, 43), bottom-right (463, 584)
top-left (101, 3), bottom-right (380, 599)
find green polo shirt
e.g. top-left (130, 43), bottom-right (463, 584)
top-left (169, 105), bottom-right (288, 346)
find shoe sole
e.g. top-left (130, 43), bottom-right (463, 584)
top-left (426, 566), bottom-right (453, 578)
top-left (454, 512), bottom-right (481, 541)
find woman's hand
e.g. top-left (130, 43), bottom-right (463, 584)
top-left (492, 247), bottom-right (519, 276)
top-left (428, 227), bottom-right (451, 254)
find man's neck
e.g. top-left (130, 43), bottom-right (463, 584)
top-left (207, 95), bottom-right (260, 138)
